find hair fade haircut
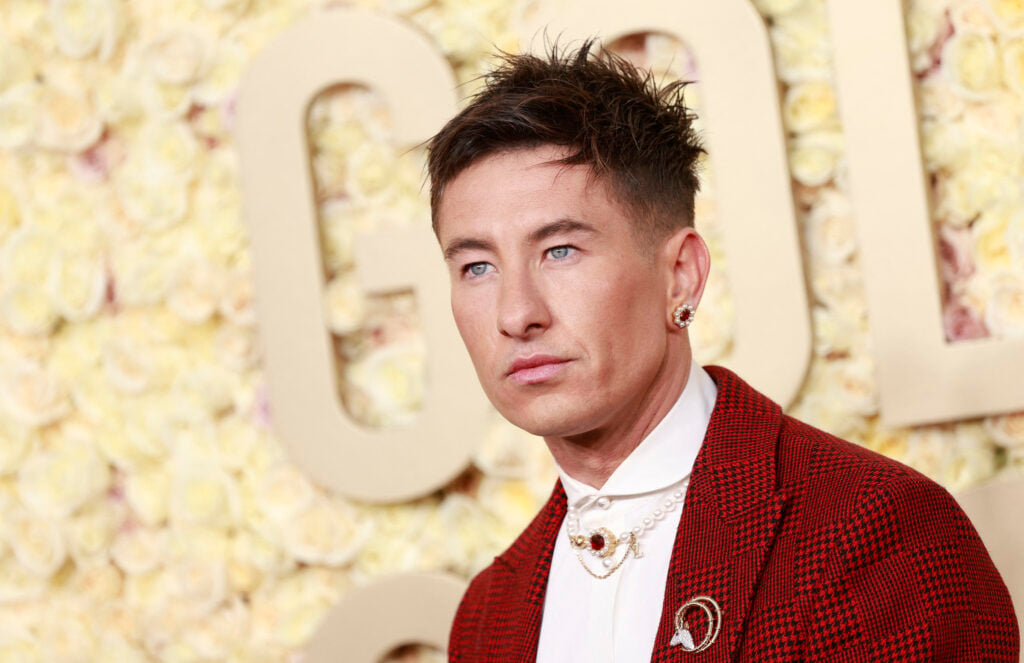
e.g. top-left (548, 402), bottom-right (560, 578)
top-left (427, 39), bottom-right (705, 245)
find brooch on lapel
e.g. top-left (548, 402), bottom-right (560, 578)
top-left (670, 595), bottom-right (722, 653)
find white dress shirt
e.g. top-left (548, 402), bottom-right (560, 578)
top-left (535, 362), bottom-right (717, 663)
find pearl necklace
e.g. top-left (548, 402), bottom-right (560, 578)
top-left (566, 477), bottom-right (690, 580)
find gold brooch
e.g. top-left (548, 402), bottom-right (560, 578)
top-left (670, 595), bottom-right (722, 653)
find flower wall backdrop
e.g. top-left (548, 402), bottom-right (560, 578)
top-left (0, 0), bottom-right (1022, 660)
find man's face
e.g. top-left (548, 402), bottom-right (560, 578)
top-left (436, 145), bottom-right (677, 439)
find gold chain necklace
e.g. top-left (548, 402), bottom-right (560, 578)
top-left (565, 476), bottom-right (690, 579)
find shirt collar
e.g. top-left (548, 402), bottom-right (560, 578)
top-left (557, 361), bottom-right (718, 502)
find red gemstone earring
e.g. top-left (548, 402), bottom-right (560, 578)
top-left (673, 303), bottom-right (695, 329)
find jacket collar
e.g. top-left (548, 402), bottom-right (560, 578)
top-left (492, 365), bottom-right (790, 662)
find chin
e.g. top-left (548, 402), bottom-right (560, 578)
top-left (494, 392), bottom-right (600, 439)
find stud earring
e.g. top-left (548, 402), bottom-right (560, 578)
top-left (673, 303), bottom-right (695, 329)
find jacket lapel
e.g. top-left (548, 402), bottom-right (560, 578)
top-left (651, 366), bottom-right (790, 662)
top-left (491, 481), bottom-right (567, 662)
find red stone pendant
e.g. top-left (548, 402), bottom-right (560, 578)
top-left (589, 533), bottom-right (605, 551)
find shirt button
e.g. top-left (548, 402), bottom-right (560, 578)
top-left (596, 496), bottom-right (611, 509)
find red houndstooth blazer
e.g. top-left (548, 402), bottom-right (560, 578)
top-left (448, 366), bottom-right (1019, 662)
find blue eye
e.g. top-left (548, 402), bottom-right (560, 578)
top-left (548, 246), bottom-right (574, 259)
top-left (466, 262), bottom-right (491, 277)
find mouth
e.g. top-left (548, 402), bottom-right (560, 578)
top-left (506, 354), bottom-right (572, 385)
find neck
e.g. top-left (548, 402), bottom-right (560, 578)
top-left (545, 346), bottom-right (693, 489)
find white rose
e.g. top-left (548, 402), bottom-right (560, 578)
top-left (113, 165), bottom-right (189, 230)
top-left (904, 426), bottom-right (957, 483)
top-left (165, 557), bottom-right (226, 617)
top-left (191, 40), bottom-right (246, 106)
top-left (0, 285), bottom-right (58, 336)
top-left (166, 254), bottom-right (225, 324)
top-left (952, 2), bottom-right (997, 35)
top-left (789, 131), bottom-right (844, 187)
top-left (1, 225), bottom-right (59, 287)
top-left (962, 93), bottom-right (1021, 141)
top-left (65, 504), bottom-right (120, 564)
top-left (108, 240), bottom-right (175, 305)
top-left (5, 514), bottom-right (66, 578)
top-left (323, 273), bottom-right (367, 335)
top-left (0, 557), bottom-right (45, 603)
top-left (944, 423), bottom-right (998, 491)
top-left (319, 199), bottom-right (356, 272)
top-left (143, 28), bottom-right (211, 85)
top-left (346, 142), bottom-right (400, 204)
top-left (985, 411), bottom-right (1024, 447)
top-left (0, 361), bottom-right (71, 427)
top-left (788, 392), bottom-right (869, 440)
top-left (169, 463), bottom-right (241, 528)
top-left (102, 337), bottom-right (156, 394)
top-left (250, 569), bottom-right (341, 649)
top-left (227, 529), bottom-right (288, 594)
top-left (35, 84), bottom-right (104, 152)
top-left (0, 41), bottom-right (34, 92)
top-left (782, 80), bottom-right (838, 133)
top-left (213, 324), bottom-right (259, 372)
top-left (281, 496), bottom-right (371, 566)
top-left (16, 440), bottom-right (109, 518)
top-left (1002, 38), bottom-right (1024, 95)
top-left (124, 465), bottom-right (171, 526)
top-left (943, 31), bottom-right (1002, 99)
top-left (804, 189), bottom-right (858, 266)
top-left (345, 341), bottom-right (427, 425)
top-left (974, 209), bottom-right (1015, 271)
top-left (0, 186), bottom-right (22, 248)
top-left (0, 83), bottom-right (39, 149)
top-left (47, 251), bottom-right (107, 322)
top-left (0, 626), bottom-right (43, 661)
top-left (252, 464), bottom-right (316, 524)
top-left (984, 271), bottom-right (1024, 336)
top-left (769, 8), bottom-right (833, 83)
top-left (918, 75), bottom-right (966, 122)
top-left (68, 560), bottom-right (123, 601)
top-left (474, 419), bottom-right (553, 480)
top-left (132, 121), bottom-right (200, 181)
top-left (181, 598), bottom-right (249, 660)
top-left (169, 365), bottom-right (237, 423)
top-left (812, 304), bottom-right (862, 358)
top-left (218, 268), bottom-right (255, 326)
top-left (49, 0), bottom-right (120, 60)
top-left (920, 120), bottom-right (965, 173)
top-left (38, 608), bottom-right (101, 661)
top-left (0, 418), bottom-right (33, 475)
top-left (689, 269), bottom-right (734, 364)
top-left (477, 477), bottom-right (545, 534)
top-left (985, 0), bottom-right (1024, 34)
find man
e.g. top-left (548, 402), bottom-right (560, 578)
top-left (427, 42), bottom-right (1018, 662)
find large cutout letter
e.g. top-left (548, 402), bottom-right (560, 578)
top-left (237, 10), bottom-right (490, 503)
top-left (524, 0), bottom-right (811, 407)
top-left (829, 0), bottom-right (1024, 426)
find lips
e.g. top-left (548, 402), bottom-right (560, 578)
top-left (506, 354), bottom-right (571, 385)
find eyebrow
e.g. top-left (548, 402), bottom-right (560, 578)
top-left (443, 218), bottom-right (598, 262)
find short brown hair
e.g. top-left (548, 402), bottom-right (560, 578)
top-left (427, 40), bottom-right (704, 244)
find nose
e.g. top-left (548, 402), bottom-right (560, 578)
top-left (496, 265), bottom-right (550, 339)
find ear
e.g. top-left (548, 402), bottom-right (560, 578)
top-left (661, 227), bottom-right (711, 321)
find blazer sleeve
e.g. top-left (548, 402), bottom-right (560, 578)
top-left (808, 471), bottom-right (1019, 662)
top-left (448, 565), bottom-right (496, 663)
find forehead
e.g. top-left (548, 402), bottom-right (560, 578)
top-left (435, 145), bottom-right (627, 244)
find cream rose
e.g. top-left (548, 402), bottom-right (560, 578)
top-left (769, 8), bottom-right (832, 83)
top-left (985, 411), bottom-right (1024, 447)
top-left (124, 465), bottom-right (171, 526)
top-left (166, 253), bottom-right (226, 324)
top-left (0, 418), bottom-right (33, 476)
top-left (5, 514), bottom-right (67, 578)
top-left (143, 28), bottom-right (211, 85)
top-left (345, 340), bottom-right (427, 425)
top-left (0, 557), bottom-right (45, 603)
top-left (49, 0), bottom-right (120, 60)
top-left (903, 426), bottom-right (954, 484)
top-left (943, 31), bottom-right (1002, 98)
top-left (281, 496), bottom-right (371, 566)
top-left (68, 560), bottom-right (123, 601)
top-left (323, 272), bottom-right (367, 335)
top-left (952, 2), bottom-right (997, 34)
top-left (0, 361), bottom-right (71, 427)
top-left (789, 131), bottom-right (844, 187)
top-left (473, 419), bottom-right (553, 480)
top-left (1, 225), bottom-right (59, 287)
top-left (65, 503), bottom-right (120, 564)
top-left (783, 80), bottom-right (838, 133)
top-left (107, 239), bottom-right (176, 305)
top-left (0, 41), bottom-right (34, 92)
top-left (1002, 38), bottom-right (1024, 95)
top-left (250, 569), bottom-right (340, 649)
top-left (218, 268), bottom-right (255, 326)
top-left (346, 142), bottom-right (400, 205)
top-left (47, 251), bottom-right (107, 323)
top-left (986, 0), bottom-right (1024, 34)
top-left (804, 189), bottom-right (858, 266)
top-left (35, 84), bottom-right (104, 152)
top-left (0, 83), bottom-right (39, 149)
top-left (165, 557), bottom-right (227, 617)
top-left (984, 272), bottom-right (1024, 336)
top-left (0, 285), bottom-right (58, 336)
top-left (319, 199), bottom-right (357, 272)
top-left (252, 464), bottom-right (316, 524)
top-left (113, 164), bottom-right (189, 230)
top-left (17, 439), bottom-right (109, 518)
top-left (944, 424), bottom-right (998, 491)
top-left (192, 40), bottom-right (246, 106)
top-left (974, 207), bottom-right (1015, 271)
top-left (169, 463), bottom-right (241, 528)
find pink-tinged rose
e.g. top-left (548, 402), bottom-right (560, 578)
top-left (943, 298), bottom-right (990, 341)
top-left (938, 224), bottom-right (976, 289)
top-left (67, 131), bottom-right (125, 183)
